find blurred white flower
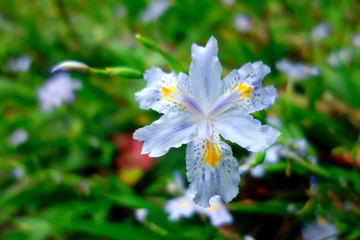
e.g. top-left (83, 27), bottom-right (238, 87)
top-left (233, 14), bottom-right (252, 34)
top-left (37, 73), bottom-right (82, 112)
top-left (139, 0), bottom-right (170, 23)
top-left (302, 217), bottom-right (338, 240)
top-left (8, 129), bottom-right (29, 147)
top-left (50, 60), bottom-right (89, 74)
top-left (244, 138), bottom-right (312, 179)
top-left (286, 203), bottom-right (297, 214)
top-left (221, 0), bottom-right (235, 7)
top-left (114, 4), bottom-right (127, 19)
top-left (135, 208), bottom-right (149, 223)
top-left (198, 196), bottom-right (233, 227)
top-left (352, 33), bottom-right (360, 48)
top-left (343, 200), bottom-right (353, 211)
top-left (7, 54), bottom-right (32, 72)
top-left (164, 191), bottom-right (233, 228)
top-left (11, 168), bottom-right (25, 180)
top-left (164, 191), bottom-right (197, 222)
top-left (266, 116), bottom-right (282, 128)
top-left (276, 59), bottom-right (320, 81)
top-left (326, 52), bottom-right (340, 68)
top-left (326, 48), bottom-right (353, 68)
top-left (310, 22), bottom-right (331, 41)
top-left (243, 235), bottom-right (256, 240)
top-left (166, 170), bottom-right (185, 195)
top-left (246, 145), bottom-right (283, 178)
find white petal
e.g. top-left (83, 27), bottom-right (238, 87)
top-left (198, 196), bottom-right (233, 227)
top-left (134, 208), bottom-right (148, 223)
top-left (213, 111), bottom-right (281, 152)
top-left (186, 137), bottom-right (240, 207)
top-left (250, 164), bottom-right (266, 178)
top-left (264, 145), bottom-right (283, 164)
top-left (135, 67), bottom-right (204, 116)
top-left (164, 192), bottom-right (197, 222)
top-left (189, 36), bottom-right (223, 111)
top-left (210, 61), bottom-right (276, 116)
top-left (133, 112), bottom-right (199, 157)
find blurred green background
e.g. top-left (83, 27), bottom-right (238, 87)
top-left (1, 0), bottom-right (360, 239)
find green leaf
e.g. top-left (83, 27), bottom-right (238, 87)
top-left (136, 34), bottom-right (186, 73)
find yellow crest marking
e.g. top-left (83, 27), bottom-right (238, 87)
top-left (161, 86), bottom-right (183, 106)
top-left (202, 139), bottom-right (222, 168)
top-left (232, 83), bottom-right (252, 101)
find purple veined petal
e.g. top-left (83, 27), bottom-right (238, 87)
top-left (212, 61), bottom-right (276, 116)
top-left (186, 136), bottom-right (240, 207)
top-left (189, 36), bottom-right (223, 111)
top-left (213, 111), bottom-right (280, 152)
top-left (134, 67), bottom-right (204, 117)
top-left (133, 112), bottom-right (199, 157)
top-left (197, 119), bottom-right (213, 141)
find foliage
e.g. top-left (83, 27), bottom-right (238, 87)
top-left (1, 0), bottom-right (360, 239)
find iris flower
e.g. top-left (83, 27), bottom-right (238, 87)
top-left (134, 36), bottom-right (280, 207)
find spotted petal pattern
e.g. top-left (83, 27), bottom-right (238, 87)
top-left (186, 137), bottom-right (240, 207)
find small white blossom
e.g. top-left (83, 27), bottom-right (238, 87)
top-left (50, 60), bottom-right (89, 74)
top-left (37, 73), bottom-right (82, 112)
top-left (302, 217), bottom-right (338, 240)
top-left (164, 191), bottom-right (233, 227)
top-left (352, 33), bottom-right (360, 48)
top-left (139, 0), bottom-right (170, 23)
top-left (286, 204), bottom-right (297, 214)
top-left (114, 4), bottom-right (127, 19)
top-left (326, 48), bottom-right (353, 68)
top-left (8, 55), bottom-right (32, 72)
top-left (243, 235), bottom-right (256, 240)
top-left (166, 170), bottom-right (185, 195)
top-left (221, 0), bottom-right (235, 7)
top-left (11, 168), bottom-right (25, 180)
top-left (266, 116), bottom-right (282, 128)
top-left (310, 22), bottom-right (331, 41)
top-left (198, 196), bottom-right (233, 227)
top-left (164, 191), bottom-right (197, 222)
top-left (134, 36), bottom-right (280, 207)
top-left (244, 138), bottom-right (311, 179)
top-left (233, 14), bottom-right (252, 34)
top-left (135, 208), bottom-right (149, 223)
top-left (276, 59), bottom-right (320, 81)
top-left (8, 129), bottom-right (29, 147)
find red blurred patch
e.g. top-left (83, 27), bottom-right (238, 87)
top-left (331, 146), bottom-right (360, 169)
top-left (113, 133), bottom-right (155, 171)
